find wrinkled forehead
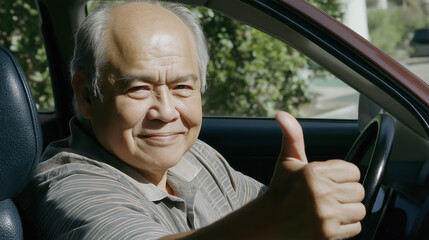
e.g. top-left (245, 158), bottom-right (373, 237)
top-left (109, 2), bottom-right (187, 33)
top-left (104, 2), bottom-right (199, 73)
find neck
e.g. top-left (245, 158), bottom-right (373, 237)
top-left (137, 169), bottom-right (174, 195)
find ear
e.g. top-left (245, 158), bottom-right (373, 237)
top-left (72, 71), bottom-right (93, 119)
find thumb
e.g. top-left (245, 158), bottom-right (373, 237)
top-left (276, 111), bottom-right (308, 164)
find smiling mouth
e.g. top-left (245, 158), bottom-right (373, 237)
top-left (138, 133), bottom-right (183, 142)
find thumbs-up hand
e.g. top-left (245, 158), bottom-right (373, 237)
top-left (263, 111), bottom-right (366, 239)
top-left (275, 110), bottom-right (308, 169)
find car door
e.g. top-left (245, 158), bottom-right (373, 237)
top-left (200, 114), bottom-right (359, 185)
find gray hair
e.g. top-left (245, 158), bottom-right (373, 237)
top-left (70, 0), bottom-right (209, 108)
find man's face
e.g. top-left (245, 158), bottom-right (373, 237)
top-left (86, 3), bottom-right (202, 182)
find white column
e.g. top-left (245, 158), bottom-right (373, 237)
top-left (338, 0), bottom-right (370, 40)
top-left (377, 0), bottom-right (388, 9)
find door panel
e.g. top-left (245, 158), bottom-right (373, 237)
top-left (199, 117), bottom-right (360, 184)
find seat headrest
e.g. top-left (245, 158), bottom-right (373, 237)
top-left (0, 45), bottom-right (42, 200)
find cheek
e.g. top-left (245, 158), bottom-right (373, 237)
top-left (92, 97), bottom-right (146, 148)
top-left (114, 98), bottom-right (147, 128)
top-left (179, 95), bottom-right (202, 131)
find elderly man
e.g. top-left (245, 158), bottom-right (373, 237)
top-left (20, 1), bottom-right (365, 239)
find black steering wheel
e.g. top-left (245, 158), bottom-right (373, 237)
top-left (345, 114), bottom-right (395, 240)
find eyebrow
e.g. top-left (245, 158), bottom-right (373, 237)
top-left (169, 74), bottom-right (199, 84)
top-left (115, 73), bottom-right (199, 85)
top-left (115, 74), bottom-right (151, 84)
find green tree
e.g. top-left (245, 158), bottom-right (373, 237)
top-left (197, 8), bottom-right (309, 116)
top-left (1, 0), bottom-right (342, 115)
top-left (194, 1), bottom-right (343, 117)
top-left (0, 0), bottom-right (54, 111)
top-left (367, 5), bottom-right (429, 59)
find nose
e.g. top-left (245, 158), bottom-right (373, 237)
top-left (147, 87), bottom-right (179, 122)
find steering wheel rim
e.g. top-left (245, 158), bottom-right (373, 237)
top-left (345, 114), bottom-right (395, 240)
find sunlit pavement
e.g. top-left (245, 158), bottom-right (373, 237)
top-left (298, 78), bottom-right (359, 119)
top-left (298, 57), bottom-right (429, 120)
top-left (404, 57), bottom-right (429, 85)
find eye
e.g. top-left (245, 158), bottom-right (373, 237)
top-left (126, 85), bottom-right (151, 99)
top-left (174, 85), bottom-right (191, 90)
top-left (172, 84), bottom-right (193, 97)
top-left (128, 85), bottom-right (149, 92)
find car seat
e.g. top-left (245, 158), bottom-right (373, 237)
top-left (0, 45), bottom-right (42, 239)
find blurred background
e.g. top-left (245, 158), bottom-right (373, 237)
top-left (1, 0), bottom-right (428, 119)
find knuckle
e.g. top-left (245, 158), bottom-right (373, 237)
top-left (304, 162), bottom-right (325, 178)
top-left (358, 203), bottom-right (367, 220)
top-left (321, 222), bottom-right (337, 239)
top-left (350, 164), bottom-right (361, 180)
top-left (356, 221), bottom-right (363, 234)
top-left (313, 184), bottom-right (334, 200)
top-left (348, 222), bottom-right (363, 238)
top-left (316, 201), bottom-right (339, 220)
top-left (357, 184), bottom-right (365, 201)
top-left (331, 159), bottom-right (361, 180)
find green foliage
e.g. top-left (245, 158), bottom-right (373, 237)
top-left (367, 6), bottom-right (429, 59)
top-left (1, 0), bottom-right (342, 116)
top-left (196, 8), bottom-right (306, 116)
top-left (308, 0), bottom-right (343, 20)
top-left (0, 0), bottom-right (54, 111)
top-left (194, 1), bottom-right (343, 117)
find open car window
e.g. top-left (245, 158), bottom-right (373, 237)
top-left (196, 7), bottom-right (359, 119)
top-left (343, 0), bottom-right (429, 87)
top-left (87, 1), bottom-right (361, 119)
top-left (3, 0), bottom-right (429, 121)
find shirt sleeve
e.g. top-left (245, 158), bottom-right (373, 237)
top-left (19, 154), bottom-right (174, 240)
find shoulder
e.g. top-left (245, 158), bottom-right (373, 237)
top-left (35, 151), bottom-right (120, 182)
top-left (187, 139), bottom-right (231, 172)
top-left (19, 152), bottom-right (170, 239)
top-left (34, 132), bottom-right (134, 187)
top-left (28, 150), bottom-right (143, 203)
top-left (20, 150), bottom-right (144, 213)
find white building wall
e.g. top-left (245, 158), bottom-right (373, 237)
top-left (377, 0), bottom-right (388, 9)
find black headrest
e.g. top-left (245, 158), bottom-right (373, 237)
top-left (0, 45), bottom-right (42, 200)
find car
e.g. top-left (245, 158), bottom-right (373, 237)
top-left (1, 0), bottom-right (428, 239)
top-left (409, 28), bottom-right (429, 57)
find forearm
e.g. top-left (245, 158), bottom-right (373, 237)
top-left (159, 230), bottom-right (196, 240)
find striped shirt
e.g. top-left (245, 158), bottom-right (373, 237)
top-left (19, 118), bottom-right (267, 239)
